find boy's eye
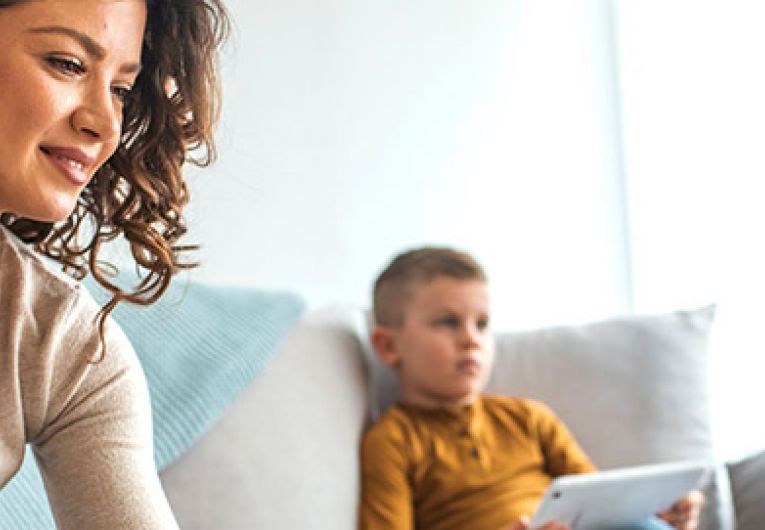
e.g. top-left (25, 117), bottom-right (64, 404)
top-left (46, 55), bottom-right (86, 76)
top-left (436, 316), bottom-right (460, 328)
top-left (476, 318), bottom-right (490, 331)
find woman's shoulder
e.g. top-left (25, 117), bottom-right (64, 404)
top-left (1, 227), bottom-right (143, 441)
top-left (0, 225), bottom-right (90, 306)
top-left (0, 225), bottom-right (136, 366)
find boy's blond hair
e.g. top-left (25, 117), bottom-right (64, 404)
top-left (373, 247), bottom-right (487, 327)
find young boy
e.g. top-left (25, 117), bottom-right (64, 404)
top-left (359, 247), bottom-right (703, 530)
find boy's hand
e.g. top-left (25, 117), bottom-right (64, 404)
top-left (503, 515), bottom-right (571, 530)
top-left (657, 490), bottom-right (705, 530)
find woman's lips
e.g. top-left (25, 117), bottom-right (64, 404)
top-left (39, 146), bottom-right (95, 185)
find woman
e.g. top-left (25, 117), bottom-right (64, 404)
top-left (0, 0), bottom-right (229, 527)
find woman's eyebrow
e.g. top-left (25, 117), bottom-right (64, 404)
top-left (26, 25), bottom-right (141, 74)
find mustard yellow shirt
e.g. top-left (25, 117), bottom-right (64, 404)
top-left (359, 395), bottom-right (595, 530)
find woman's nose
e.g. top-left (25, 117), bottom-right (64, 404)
top-left (71, 83), bottom-right (121, 142)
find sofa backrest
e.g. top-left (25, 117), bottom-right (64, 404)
top-left (161, 305), bottom-right (733, 530)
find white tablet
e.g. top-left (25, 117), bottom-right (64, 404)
top-left (529, 460), bottom-right (709, 529)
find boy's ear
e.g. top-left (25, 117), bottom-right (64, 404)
top-left (370, 325), bottom-right (400, 367)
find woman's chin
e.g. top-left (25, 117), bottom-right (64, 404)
top-left (17, 197), bottom-right (77, 223)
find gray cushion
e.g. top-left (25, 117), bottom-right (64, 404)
top-left (727, 449), bottom-right (765, 530)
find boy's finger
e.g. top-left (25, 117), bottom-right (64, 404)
top-left (659, 489), bottom-right (705, 518)
top-left (677, 490), bottom-right (705, 509)
top-left (687, 490), bottom-right (705, 507)
top-left (504, 514), bottom-right (530, 530)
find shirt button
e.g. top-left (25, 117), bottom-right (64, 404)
top-left (470, 447), bottom-right (480, 459)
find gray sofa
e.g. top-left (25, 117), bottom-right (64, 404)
top-left (160, 305), bottom-right (765, 530)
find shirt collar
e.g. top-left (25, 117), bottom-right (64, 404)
top-left (399, 396), bottom-right (485, 436)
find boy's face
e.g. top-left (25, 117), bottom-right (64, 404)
top-left (372, 276), bottom-right (494, 409)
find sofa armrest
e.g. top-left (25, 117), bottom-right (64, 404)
top-left (727, 449), bottom-right (765, 530)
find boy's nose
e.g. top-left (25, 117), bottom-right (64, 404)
top-left (460, 324), bottom-right (484, 348)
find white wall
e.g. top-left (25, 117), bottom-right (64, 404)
top-left (186, 0), bottom-right (630, 331)
top-left (615, 1), bottom-right (765, 460)
top-left (179, 0), bottom-right (765, 460)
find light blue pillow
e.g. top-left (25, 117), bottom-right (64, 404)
top-left (0, 280), bottom-right (304, 528)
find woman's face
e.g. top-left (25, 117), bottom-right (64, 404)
top-left (0, 0), bottom-right (146, 222)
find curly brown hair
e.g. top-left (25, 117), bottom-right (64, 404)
top-left (0, 0), bottom-right (230, 351)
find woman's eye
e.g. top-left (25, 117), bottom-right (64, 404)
top-left (112, 85), bottom-right (133, 103)
top-left (476, 319), bottom-right (490, 331)
top-left (46, 56), bottom-right (86, 75)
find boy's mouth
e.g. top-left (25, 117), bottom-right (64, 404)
top-left (457, 359), bottom-right (481, 373)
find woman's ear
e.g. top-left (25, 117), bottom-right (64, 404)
top-left (370, 325), bottom-right (400, 367)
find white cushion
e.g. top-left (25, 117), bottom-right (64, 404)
top-left (487, 307), bottom-right (715, 468)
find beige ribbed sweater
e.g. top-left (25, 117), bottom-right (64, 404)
top-left (0, 226), bottom-right (177, 529)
